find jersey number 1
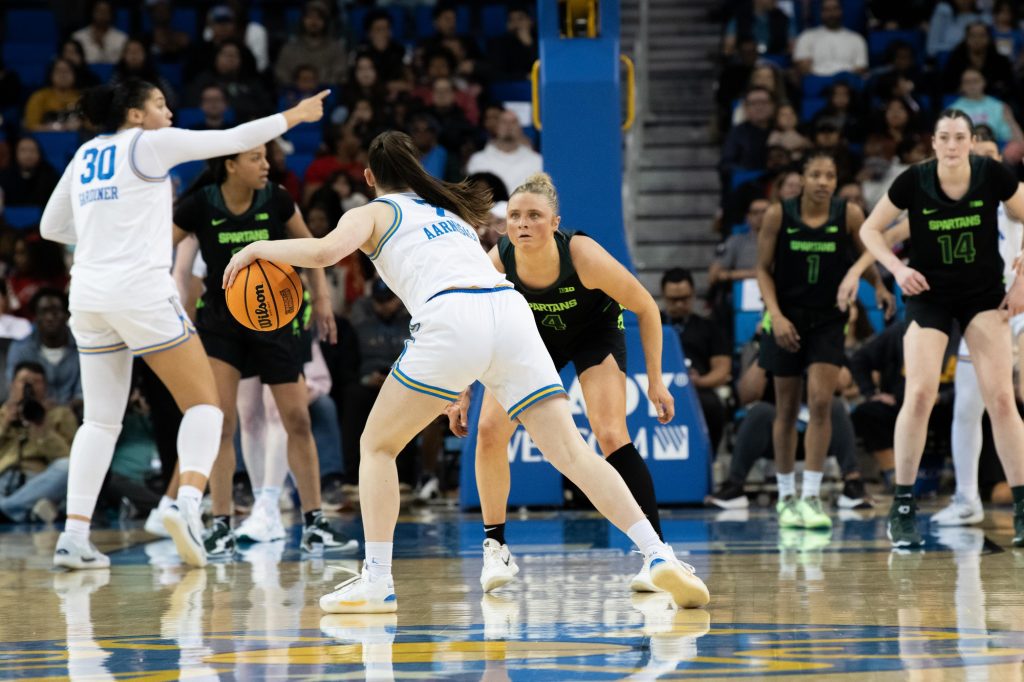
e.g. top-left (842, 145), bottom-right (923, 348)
top-left (80, 146), bottom-right (116, 184)
top-left (937, 233), bottom-right (976, 264)
top-left (806, 254), bottom-right (820, 284)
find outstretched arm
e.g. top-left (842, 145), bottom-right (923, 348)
top-left (136, 91), bottom-right (330, 176)
top-left (223, 202), bottom-right (386, 289)
top-left (574, 235), bottom-right (674, 423)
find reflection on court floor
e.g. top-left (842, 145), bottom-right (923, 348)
top-left (2, 507), bottom-right (1024, 680)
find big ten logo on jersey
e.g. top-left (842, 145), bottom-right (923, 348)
top-left (505, 372), bottom-right (691, 463)
top-left (78, 145), bottom-right (120, 207)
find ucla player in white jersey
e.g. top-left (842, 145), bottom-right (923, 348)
top-left (223, 131), bottom-right (711, 613)
top-left (39, 78), bottom-right (329, 569)
top-left (934, 133), bottom-right (1024, 527)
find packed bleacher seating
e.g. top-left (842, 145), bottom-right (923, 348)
top-left (707, 0), bottom-right (1022, 511)
top-left (0, 0), bottom-right (542, 523)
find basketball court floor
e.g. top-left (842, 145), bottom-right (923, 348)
top-left (3, 503), bottom-right (1024, 680)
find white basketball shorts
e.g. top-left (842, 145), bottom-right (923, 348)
top-left (70, 296), bottom-right (197, 357)
top-left (391, 287), bottom-right (566, 419)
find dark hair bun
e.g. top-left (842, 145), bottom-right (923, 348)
top-left (76, 79), bottom-right (156, 133)
top-left (77, 84), bottom-right (118, 130)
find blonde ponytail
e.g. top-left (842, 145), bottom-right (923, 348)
top-left (511, 172), bottom-right (559, 213)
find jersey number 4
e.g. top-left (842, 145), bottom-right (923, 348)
top-left (937, 233), bottom-right (977, 265)
top-left (541, 314), bottom-right (566, 331)
top-left (80, 146), bottom-right (116, 184)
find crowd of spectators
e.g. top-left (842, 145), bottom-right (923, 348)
top-left (0, 0), bottom-right (546, 523)
top-left (704, 0), bottom-right (1023, 510)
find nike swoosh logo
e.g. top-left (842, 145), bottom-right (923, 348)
top-left (212, 218), bottom-right (227, 226)
top-left (483, 527), bottom-right (497, 532)
top-left (922, 208), bottom-right (939, 215)
top-left (825, 226), bottom-right (838, 233)
top-left (786, 228), bottom-right (800, 234)
top-left (81, 556), bottom-right (96, 562)
top-left (502, 556), bottom-right (510, 566)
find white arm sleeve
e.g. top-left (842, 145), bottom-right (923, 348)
top-left (133, 113), bottom-right (288, 178)
top-left (40, 163), bottom-right (77, 245)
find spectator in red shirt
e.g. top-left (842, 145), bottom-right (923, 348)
top-left (302, 129), bottom-right (366, 205)
top-left (5, 237), bottom-right (69, 319)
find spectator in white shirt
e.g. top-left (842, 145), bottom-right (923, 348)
top-left (71, 0), bottom-right (128, 65)
top-left (792, 0), bottom-right (867, 76)
top-left (466, 110), bottom-right (542, 199)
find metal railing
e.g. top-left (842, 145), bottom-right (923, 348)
top-left (623, 0), bottom-right (650, 263)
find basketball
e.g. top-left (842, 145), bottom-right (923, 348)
top-left (225, 259), bottom-right (303, 331)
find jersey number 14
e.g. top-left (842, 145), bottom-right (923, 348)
top-left (937, 233), bottom-right (976, 265)
top-left (80, 146), bottom-right (116, 184)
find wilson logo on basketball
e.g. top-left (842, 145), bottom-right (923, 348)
top-left (253, 284), bottom-right (273, 329)
top-left (226, 259), bottom-right (304, 332)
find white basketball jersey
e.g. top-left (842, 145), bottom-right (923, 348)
top-left (68, 128), bottom-right (177, 311)
top-left (368, 192), bottom-right (508, 315)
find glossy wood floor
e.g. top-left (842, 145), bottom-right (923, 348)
top-left (3, 502), bottom-right (1024, 680)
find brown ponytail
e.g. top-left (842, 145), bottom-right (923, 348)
top-left (368, 131), bottom-right (492, 226)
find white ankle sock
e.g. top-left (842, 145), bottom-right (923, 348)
top-left (802, 470), bottom-right (823, 499)
top-left (65, 518), bottom-right (90, 539)
top-left (364, 542), bottom-right (393, 580)
top-left (777, 472), bottom-right (796, 500)
top-left (627, 519), bottom-right (663, 557)
top-left (258, 486), bottom-right (281, 504)
top-left (177, 485), bottom-right (203, 506)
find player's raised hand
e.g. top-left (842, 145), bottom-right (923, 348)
top-left (285, 89), bottom-right (331, 126)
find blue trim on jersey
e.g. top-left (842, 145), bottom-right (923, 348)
top-left (368, 198), bottom-right (402, 261)
top-left (390, 365), bottom-right (460, 401)
top-left (507, 384), bottom-right (567, 419)
top-left (426, 286), bottom-right (515, 302)
top-left (128, 129), bottom-right (168, 183)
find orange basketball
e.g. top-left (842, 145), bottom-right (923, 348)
top-left (225, 259), bottom-right (303, 331)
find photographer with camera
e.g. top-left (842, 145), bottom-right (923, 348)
top-left (0, 361), bottom-right (78, 523)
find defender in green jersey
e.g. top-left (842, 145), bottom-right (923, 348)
top-left (757, 150), bottom-right (893, 532)
top-left (447, 172), bottom-right (679, 596)
top-left (860, 109), bottom-right (1024, 549)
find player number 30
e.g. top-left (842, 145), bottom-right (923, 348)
top-left (80, 146), bottom-right (116, 184)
